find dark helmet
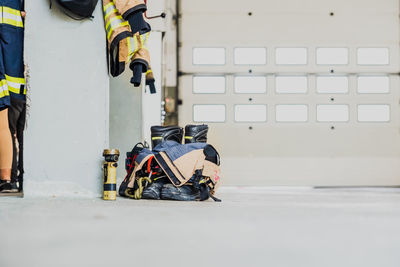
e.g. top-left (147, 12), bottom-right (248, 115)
top-left (56, 0), bottom-right (99, 18)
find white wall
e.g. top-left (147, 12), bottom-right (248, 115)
top-left (142, 32), bottom-right (163, 143)
top-left (24, 2), bottom-right (109, 196)
top-left (109, 69), bottom-right (142, 182)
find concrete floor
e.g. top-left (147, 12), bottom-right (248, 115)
top-left (1, 187), bottom-right (400, 267)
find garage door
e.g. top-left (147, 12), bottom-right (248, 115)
top-left (178, 0), bottom-right (400, 186)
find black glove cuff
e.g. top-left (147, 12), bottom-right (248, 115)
top-left (130, 63), bottom-right (144, 87)
top-left (127, 11), bottom-right (151, 34)
top-left (122, 4), bottom-right (147, 19)
top-left (146, 79), bottom-right (156, 94)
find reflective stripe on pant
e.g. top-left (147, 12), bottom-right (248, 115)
top-left (0, 78), bottom-right (9, 99)
top-left (0, 6), bottom-right (24, 28)
top-left (5, 75), bottom-right (25, 95)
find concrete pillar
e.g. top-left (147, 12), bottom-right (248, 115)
top-left (24, 2), bottom-right (109, 196)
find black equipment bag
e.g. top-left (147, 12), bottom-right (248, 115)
top-left (119, 143), bottom-right (148, 197)
top-left (52, 0), bottom-right (99, 19)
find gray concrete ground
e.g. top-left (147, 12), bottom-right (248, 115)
top-left (1, 187), bottom-right (400, 267)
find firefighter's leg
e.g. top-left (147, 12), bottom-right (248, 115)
top-left (2, 21), bottom-right (25, 190)
top-left (0, 24), bottom-right (12, 184)
top-left (8, 97), bottom-right (25, 184)
top-left (0, 109), bottom-right (12, 182)
top-left (16, 101), bottom-right (26, 192)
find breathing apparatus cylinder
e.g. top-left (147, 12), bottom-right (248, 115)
top-left (103, 149), bottom-right (120, 201)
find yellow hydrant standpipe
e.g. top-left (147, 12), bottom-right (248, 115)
top-left (103, 149), bottom-right (120, 201)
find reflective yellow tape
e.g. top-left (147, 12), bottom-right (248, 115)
top-left (0, 91), bottom-right (8, 98)
top-left (127, 37), bottom-right (132, 54)
top-left (151, 137), bottom-right (162, 140)
top-left (5, 75), bottom-right (25, 84)
top-left (126, 37), bottom-right (134, 61)
top-left (106, 15), bottom-right (124, 32)
top-left (5, 75), bottom-right (25, 95)
top-left (134, 34), bottom-right (140, 50)
top-left (103, 2), bottom-right (114, 12)
top-left (3, 7), bottom-right (21, 16)
top-left (2, 7), bottom-right (24, 28)
top-left (2, 18), bottom-right (23, 27)
top-left (104, 9), bottom-right (118, 21)
top-left (140, 32), bottom-right (150, 47)
top-left (0, 79), bottom-right (9, 98)
top-left (8, 86), bottom-right (22, 94)
top-left (145, 69), bottom-right (153, 75)
top-left (106, 20), bottom-right (129, 40)
top-left (104, 3), bottom-right (120, 21)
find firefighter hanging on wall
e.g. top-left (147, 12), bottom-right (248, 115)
top-left (103, 0), bottom-right (156, 93)
top-left (0, 0), bottom-right (26, 195)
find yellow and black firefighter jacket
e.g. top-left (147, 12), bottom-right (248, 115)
top-left (102, 0), bottom-right (153, 86)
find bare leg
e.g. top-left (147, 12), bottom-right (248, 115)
top-left (0, 108), bottom-right (12, 181)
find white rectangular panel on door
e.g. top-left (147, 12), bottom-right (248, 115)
top-left (193, 76), bottom-right (226, 94)
top-left (317, 105), bottom-right (349, 122)
top-left (276, 105), bottom-right (308, 122)
top-left (234, 76), bottom-right (267, 94)
top-left (275, 48), bottom-right (307, 65)
top-left (358, 105), bottom-right (390, 122)
top-left (235, 105), bottom-right (267, 122)
top-left (234, 48), bottom-right (267, 65)
top-left (317, 76), bottom-right (349, 94)
top-left (357, 48), bottom-right (389, 65)
top-left (192, 48), bottom-right (225, 65)
top-left (276, 76), bottom-right (308, 94)
top-left (316, 48), bottom-right (349, 65)
top-left (357, 76), bottom-right (390, 94)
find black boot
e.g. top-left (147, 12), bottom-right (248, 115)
top-left (160, 183), bottom-right (211, 201)
top-left (151, 125), bottom-right (183, 149)
top-left (184, 124), bottom-right (208, 144)
top-left (142, 177), bottom-right (168, 200)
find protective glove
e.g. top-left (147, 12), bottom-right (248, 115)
top-left (126, 11), bottom-right (151, 34)
top-left (145, 69), bottom-right (156, 94)
top-left (114, 0), bottom-right (150, 34)
top-left (130, 63), bottom-right (145, 86)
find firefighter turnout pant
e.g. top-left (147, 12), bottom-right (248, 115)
top-left (0, 1), bottom-right (26, 182)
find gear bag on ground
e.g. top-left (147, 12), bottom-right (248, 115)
top-left (120, 139), bottom-right (221, 202)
